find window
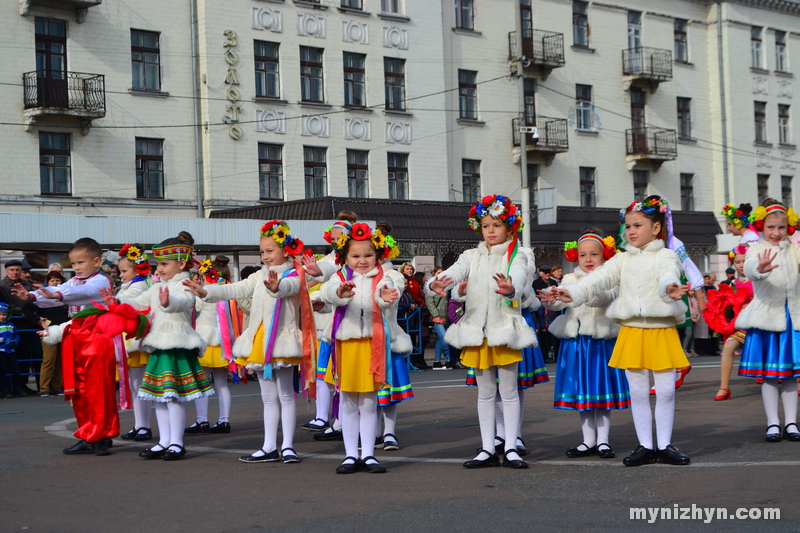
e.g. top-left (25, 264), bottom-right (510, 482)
top-left (381, 0), bottom-right (401, 14)
top-left (580, 167), bottom-right (596, 208)
top-left (779, 104), bottom-right (791, 145)
top-left (135, 138), bottom-right (164, 199)
top-left (346, 150), bottom-right (369, 198)
top-left (757, 174), bottom-right (770, 205)
top-left (677, 97), bottom-right (692, 140)
top-left (304, 146), bottom-right (327, 198)
top-left (387, 152), bottom-right (409, 200)
top-left (131, 30), bottom-right (160, 91)
top-left (754, 101), bottom-right (767, 142)
top-left (751, 26), bottom-right (763, 69)
top-left (674, 19), bottom-right (688, 63)
top-left (572, 1), bottom-right (589, 47)
top-left (343, 52), bottom-right (366, 107)
top-left (782, 175), bottom-right (793, 207)
top-left (39, 132), bottom-right (71, 195)
top-left (524, 78), bottom-right (536, 126)
top-left (258, 143), bottom-right (283, 201)
top-left (775, 30), bottom-right (787, 72)
top-left (462, 159), bottom-right (480, 203)
top-left (528, 164), bottom-right (539, 208)
top-left (455, 0), bottom-right (473, 30)
top-left (633, 170), bottom-right (648, 202)
top-left (254, 41), bottom-right (280, 99)
top-left (576, 84), bottom-right (593, 131)
top-left (341, 0), bottom-right (362, 8)
top-left (458, 69), bottom-right (478, 120)
top-left (680, 173), bottom-right (694, 211)
top-left (300, 46), bottom-right (324, 103)
top-left (384, 57), bottom-right (406, 111)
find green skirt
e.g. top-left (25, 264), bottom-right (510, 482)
top-left (139, 348), bottom-right (214, 402)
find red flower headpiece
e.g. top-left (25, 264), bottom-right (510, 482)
top-left (119, 244), bottom-right (152, 276)
top-left (563, 234), bottom-right (617, 263)
top-left (260, 220), bottom-right (305, 256)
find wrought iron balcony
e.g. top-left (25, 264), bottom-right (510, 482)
top-left (513, 117), bottom-right (568, 165)
top-left (622, 47), bottom-right (672, 86)
top-left (23, 71), bottom-right (105, 130)
top-left (626, 128), bottom-right (677, 167)
top-left (19, 0), bottom-right (102, 23)
top-left (522, 29), bottom-right (565, 71)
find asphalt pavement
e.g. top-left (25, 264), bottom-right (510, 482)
top-left (1, 355), bottom-right (798, 532)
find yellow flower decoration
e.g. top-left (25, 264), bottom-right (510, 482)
top-left (749, 206), bottom-right (767, 222)
top-left (126, 246), bottom-right (142, 261)
top-left (336, 232), bottom-right (348, 249)
top-left (602, 236), bottom-right (616, 249)
top-left (198, 259), bottom-right (213, 274)
top-left (371, 230), bottom-right (386, 249)
top-left (789, 208), bottom-right (799, 228)
top-left (273, 226), bottom-right (289, 244)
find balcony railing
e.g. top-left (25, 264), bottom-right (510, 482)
top-left (23, 71), bottom-right (106, 116)
top-left (513, 116), bottom-right (569, 153)
top-left (626, 127), bottom-right (677, 159)
top-left (522, 29), bottom-right (565, 69)
top-left (622, 47), bottom-right (672, 81)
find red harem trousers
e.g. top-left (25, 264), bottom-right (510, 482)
top-left (62, 329), bottom-right (120, 443)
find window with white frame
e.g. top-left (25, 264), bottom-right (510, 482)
top-left (458, 69), bottom-right (478, 120)
top-left (341, 0), bottom-right (362, 9)
top-left (779, 104), bottom-right (791, 145)
top-left (387, 152), bottom-right (408, 199)
top-left (300, 46), bottom-right (324, 103)
top-left (674, 19), bottom-right (688, 63)
top-left (462, 159), bottom-right (480, 203)
top-left (528, 164), bottom-right (539, 208)
top-left (757, 174), bottom-right (770, 205)
top-left (304, 146), bottom-right (327, 198)
top-left (680, 173), bottom-right (694, 211)
top-left (633, 170), bottom-right (648, 202)
top-left (455, 0), bottom-right (473, 30)
top-left (576, 84), bottom-right (593, 131)
top-left (346, 149), bottom-right (369, 198)
top-left (572, 1), bottom-right (589, 48)
top-left (254, 41), bottom-right (280, 99)
top-left (343, 52), bottom-right (366, 107)
top-left (135, 137), bottom-right (164, 199)
top-left (258, 143), bottom-right (283, 201)
top-left (782, 175), bottom-right (793, 207)
top-left (751, 26), bottom-right (763, 69)
top-left (775, 30), bottom-right (788, 72)
top-left (384, 57), bottom-right (406, 111)
top-left (39, 132), bottom-right (71, 196)
top-left (755, 101), bottom-right (767, 142)
top-left (580, 167), bottom-right (595, 207)
top-left (677, 97), bottom-right (692, 140)
top-left (381, 0), bottom-right (402, 14)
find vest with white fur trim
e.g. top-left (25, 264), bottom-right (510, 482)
top-left (439, 240), bottom-right (537, 350)
top-left (320, 266), bottom-right (397, 343)
top-left (735, 238), bottom-right (800, 332)
top-left (203, 261), bottom-right (303, 366)
top-left (383, 263), bottom-right (413, 354)
top-left (518, 247), bottom-right (541, 312)
top-left (548, 268), bottom-right (620, 339)
top-left (561, 239), bottom-right (687, 328)
top-left (118, 278), bottom-right (149, 352)
top-left (194, 294), bottom-right (221, 347)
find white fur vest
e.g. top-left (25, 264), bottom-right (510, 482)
top-left (548, 268), bottom-right (620, 339)
top-left (562, 239), bottom-right (687, 328)
top-left (118, 278), bottom-right (149, 352)
top-left (438, 240), bottom-right (537, 350)
top-left (383, 263), bottom-right (413, 354)
top-left (736, 239), bottom-right (800, 332)
top-left (194, 293), bottom-right (221, 347)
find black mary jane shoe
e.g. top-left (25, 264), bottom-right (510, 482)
top-left (120, 427), bottom-right (139, 440)
top-left (502, 450), bottom-right (529, 469)
top-left (783, 423), bottom-right (800, 442)
top-left (281, 447), bottom-right (301, 464)
top-left (463, 448), bottom-right (501, 469)
top-left (184, 421), bottom-right (210, 434)
top-left (565, 443), bottom-right (598, 458)
top-left (622, 445), bottom-right (656, 467)
top-left (133, 428), bottom-right (152, 441)
top-left (139, 445), bottom-right (167, 460)
top-left (209, 422), bottom-right (231, 434)
top-left (239, 449), bottom-right (279, 463)
top-left (313, 428), bottom-right (343, 441)
top-left (163, 444), bottom-right (187, 461)
top-left (656, 444), bottom-right (691, 466)
top-left (302, 418), bottom-right (330, 432)
top-left (516, 438), bottom-right (529, 457)
top-left (361, 456), bottom-right (387, 473)
top-left (63, 439), bottom-right (94, 455)
top-left (494, 436), bottom-right (506, 456)
top-left (597, 443), bottom-right (616, 459)
top-left (335, 457), bottom-right (361, 474)
top-left (766, 424), bottom-right (783, 443)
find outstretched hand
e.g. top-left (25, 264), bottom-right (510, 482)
top-left (666, 283), bottom-right (689, 300)
top-left (429, 275), bottom-right (454, 297)
top-left (380, 286), bottom-right (399, 304)
top-left (492, 273), bottom-right (514, 297)
top-left (337, 280), bottom-right (356, 299)
top-left (301, 254), bottom-right (322, 277)
top-left (182, 278), bottom-right (208, 299)
top-left (757, 249), bottom-right (779, 274)
top-left (264, 270), bottom-right (280, 292)
top-left (551, 287), bottom-right (573, 303)
top-left (457, 279), bottom-right (468, 296)
top-left (537, 288), bottom-right (556, 305)
top-left (99, 287), bottom-right (118, 306)
top-left (158, 286), bottom-right (170, 308)
top-left (33, 284), bottom-right (59, 300)
top-left (10, 283), bottom-right (31, 301)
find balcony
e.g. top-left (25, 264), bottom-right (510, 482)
top-left (622, 47), bottom-right (672, 91)
top-left (19, 0), bottom-right (102, 23)
top-left (513, 116), bottom-right (569, 165)
top-left (625, 127), bottom-right (677, 170)
top-left (522, 29), bottom-right (565, 77)
top-left (23, 71), bottom-right (105, 132)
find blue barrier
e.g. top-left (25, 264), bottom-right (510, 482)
top-left (395, 307), bottom-right (422, 372)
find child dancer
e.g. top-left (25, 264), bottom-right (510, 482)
top-left (186, 255), bottom-right (237, 434)
top-left (735, 199), bottom-right (800, 442)
top-left (320, 223), bottom-right (399, 473)
top-left (185, 221), bottom-right (314, 463)
top-left (545, 229), bottom-right (630, 459)
top-left (553, 196), bottom-right (691, 466)
top-left (430, 195), bottom-right (537, 469)
top-left (721, 203), bottom-right (761, 245)
top-left (116, 244), bottom-right (154, 441)
top-left (107, 231), bottom-right (214, 460)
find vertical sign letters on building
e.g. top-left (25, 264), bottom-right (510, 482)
top-left (223, 30), bottom-right (243, 140)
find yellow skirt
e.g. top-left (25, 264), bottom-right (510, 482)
top-left (128, 351), bottom-right (150, 368)
top-left (609, 326), bottom-right (690, 371)
top-left (324, 338), bottom-right (382, 393)
top-left (197, 344), bottom-right (229, 368)
top-left (244, 325), bottom-right (302, 368)
top-left (461, 339), bottom-right (522, 370)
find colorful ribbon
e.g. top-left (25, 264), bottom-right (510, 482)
top-left (262, 269), bottom-right (295, 380)
top-left (294, 258), bottom-right (318, 400)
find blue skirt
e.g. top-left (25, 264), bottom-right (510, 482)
top-left (553, 335), bottom-right (630, 411)
top-left (739, 305), bottom-right (800, 379)
top-left (316, 340), bottom-right (331, 380)
top-left (378, 352), bottom-right (414, 405)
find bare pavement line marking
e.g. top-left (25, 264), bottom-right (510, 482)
top-left (45, 418), bottom-right (800, 467)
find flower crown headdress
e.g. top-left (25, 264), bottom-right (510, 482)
top-left (720, 204), bottom-right (750, 230)
top-left (728, 244), bottom-right (750, 263)
top-left (323, 221), bottom-right (353, 246)
top-left (620, 197), bottom-right (669, 218)
top-left (329, 222), bottom-right (394, 265)
top-left (748, 204), bottom-right (800, 234)
top-left (260, 220), bottom-right (305, 256)
top-left (119, 244), bottom-right (151, 276)
top-left (564, 234), bottom-right (617, 262)
top-left (468, 194), bottom-right (523, 234)
top-left (197, 259), bottom-right (225, 284)
top-left (152, 242), bottom-right (197, 268)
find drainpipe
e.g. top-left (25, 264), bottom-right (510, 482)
top-left (190, 0), bottom-right (205, 218)
top-left (717, 0), bottom-right (730, 204)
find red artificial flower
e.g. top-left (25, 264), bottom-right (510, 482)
top-left (735, 210), bottom-right (743, 217)
top-left (603, 247), bottom-right (617, 260)
top-left (508, 205), bottom-right (517, 216)
top-left (204, 270), bottom-right (219, 284)
top-left (261, 219), bottom-right (279, 234)
top-left (512, 218), bottom-right (522, 231)
top-left (790, 226), bottom-right (797, 236)
top-left (469, 206), bottom-right (477, 217)
top-left (120, 244), bottom-right (131, 255)
top-left (351, 223), bottom-right (371, 241)
top-left (322, 230), bottom-right (332, 244)
top-left (284, 238), bottom-right (304, 256)
top-left (135, 262), bottom-right (151, 276)
top-left (481, 195), bottom-right (494, 205)
top-left (752, 220), bottom-right (764, 232)
top-left (564, 248), bottom-right (579, 262)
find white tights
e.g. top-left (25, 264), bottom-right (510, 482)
top-left (378, 403), bottom-right (398, 437)
top-left (495, 389), bottom-right (525, 441)
top-left (474, 363), bottom-right (519, 457)
top-left (578, 411), bottom-right (612, 448)
top-left (314, 379), bottom-right (331, 422)
top-left (193, 367), bottom-right (231, 424)
top-left (129, 366), bottom-right (152, 429)
top-left (762, 378), bottom-right (798, 434)
top-left (256, 367), bottom-right (296, 454)
top-left (341, 390), bottom-right (378, 462)
top-left (154, 400), bottom-right (186, 452)
top-left (626, 369), bottom-right (675, 450)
